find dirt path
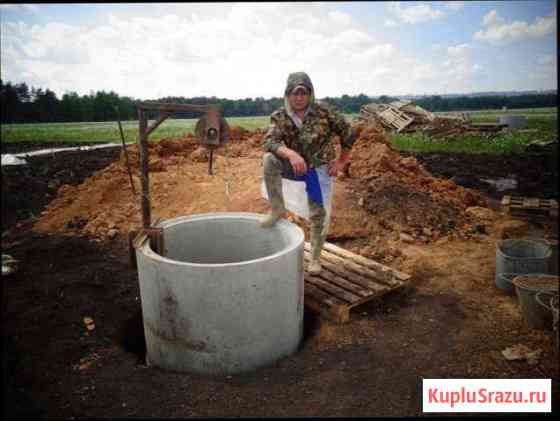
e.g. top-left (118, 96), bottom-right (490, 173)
top-left (2, 140), bottom-right (558, 418)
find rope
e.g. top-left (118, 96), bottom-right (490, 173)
top-left (222, 141), bottom-right (231, 207)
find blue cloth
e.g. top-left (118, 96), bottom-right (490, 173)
top-left (284, 168), bottom-right (324, 206)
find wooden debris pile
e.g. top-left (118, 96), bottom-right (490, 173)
top-left (355, 100), bottom-right (507, 138)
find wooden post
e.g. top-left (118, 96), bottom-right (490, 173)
top-left (114, 106), bottom-right (136, 196)
top-left (138, 107), bottom-right (151, 228)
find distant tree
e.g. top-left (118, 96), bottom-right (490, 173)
top-left (0, 81), bottom-right (20, 123)
top-left (60, 92), bottom-right (83, 122)
top-left (35, 89), bottom-right (59, 122)
top-left (0, 78), bottom-right (557, 122)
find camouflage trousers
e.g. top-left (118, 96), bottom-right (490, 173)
top-left (263, 152), bottom-right (328, 242)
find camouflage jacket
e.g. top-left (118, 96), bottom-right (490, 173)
top-left (263, 102), bottom-right (356, 168)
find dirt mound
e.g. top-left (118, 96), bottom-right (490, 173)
top-left (349, 122), bottom-right (485, 239)
top-left (33, 130), bottom-right (270, 238)
top-left (34, 124), bottom-right (484, 243)
top-left (120, 135), bottom-right (199, 172)
top-left (220, 128), bottom-right (266, 158)
top-left (228, 125), bottom-right (251, 141)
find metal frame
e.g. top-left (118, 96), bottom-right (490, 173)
top-left (136, 102), bottom-right (219, 228)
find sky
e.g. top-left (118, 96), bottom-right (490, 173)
top-left (0, 1), bottom-right (557, 100)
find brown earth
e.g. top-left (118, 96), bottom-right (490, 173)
top-left (2, 127), bottom-right (558, 418)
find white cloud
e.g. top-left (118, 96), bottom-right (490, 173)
top-left (3, 3), bottom-right (551, 99)
top-left (447, 43), bottom-right (471, 57)
top-left (0, 4), bottom-right (39, 13)
top-left (3, 3), bottom-right (448, 98)
top-left (328, 10), bottom-right (351, 26)
top-left (387, 2), bottom-right (445, 25)
top-left (442, 2), bottom-right (465, 12)
top-left (538, 54), bottom-right (555, 66)
top-left (438, 43), bottom-right (482, 92)
top-left (529, 53), bottom-right (557, 86)
top-left (481, 10), bottom-right (503, 27)
top-left (475, 10), bottom-right (556, 44)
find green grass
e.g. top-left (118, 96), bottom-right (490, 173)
top-left (1, 107), bottom-right (557, 155)
top-left (392, 108), bottom-right (557, 154)
top-left (1, 116), bottom-right (271, 144)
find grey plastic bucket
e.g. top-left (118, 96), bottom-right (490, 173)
top-left (512, 274), bottom-right (558, 330)
top-left (495, 239), bottom-right (551, 289)
top-left (547, 239), bottom-right (558, 275)
top-left (534, 238), bottom-right (558, 275)
top-left (496, 273), bottom-right (517, 295)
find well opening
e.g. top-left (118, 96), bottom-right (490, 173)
top-left (162, 215), bottom-right (298, 264)
top-left (135, 212), bottom-right (305, 374)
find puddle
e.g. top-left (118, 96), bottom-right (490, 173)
top-left (1, 156), bottom-right (27, 166)
top-left (1, 143), bottom-right (122, 167)
top-left (480, 177), bottom-right (517, 191)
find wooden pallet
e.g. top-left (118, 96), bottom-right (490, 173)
top-left (501, 195), bottom-right (558, 219)
top-left (303, 242), bottom-right (412, 323)
top-left (378, 106), bottom-right (414, 133)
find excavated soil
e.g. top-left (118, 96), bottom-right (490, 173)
top-left (2, 126), bottom-right (558, 418)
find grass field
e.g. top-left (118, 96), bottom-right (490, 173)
top-left (392, 107), bottom-right (557, 154)
top-left (1, 107), bottom-right (557, 154)
top-left (0, 115), bottom-right (271, 144)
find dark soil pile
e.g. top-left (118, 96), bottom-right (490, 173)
top-left (2, 145), bottom-right (121, 229)
top-left (349, 122), bottom-right (485, 239)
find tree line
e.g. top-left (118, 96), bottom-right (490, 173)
top-left (1, 79), bottom-right (557, 124)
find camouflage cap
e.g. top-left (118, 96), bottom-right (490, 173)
top-left (291, 84), bottom-right (310, 94)
top-left (284, 72), bottom-right (314, 98)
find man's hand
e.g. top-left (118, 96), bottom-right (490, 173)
top-left (288, 153), bottom-right (307, 176)
top-left (328, 149), bottom-right (351, 177)
top-left (328, 159), bottom-right (347, 177)
top-left (276, 146), bottom-right (307, 176)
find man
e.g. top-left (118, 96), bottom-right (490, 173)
top-left (261, 71), bottom-right (356, 274)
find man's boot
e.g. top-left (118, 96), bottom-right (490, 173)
top-left (308, 226), bottom-right (326, 275)
top-left (260, 171), bottom-right (287, 228)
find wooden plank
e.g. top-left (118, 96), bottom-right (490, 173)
top-left (302, 241), bottom-right (412, 323)
top-left (306, 274), bottom-right (362, 304)
top-left (133, 231), bottom-right (149, 249)
top-left (138, 102), bottom-right (211, 113)
top-left (523, 198), bottom-right (540, 208)
top-left (304, 282), bottom-right (347, 309)
top-left (378, 106), bottom-right (414, 132)
top-left (504, 196), bottom-right (557, 220)
top-left (304, 291), bottom-right (349, 324)
top-left (308, 244), bottom-right (395, 286)
top-left (306, 259), bottom-right (373, 298)
top-left (304, 252), bottom-right (389, 293)
top-left (503, 196), bottom-right (557, 208)
top-left (305, 243), bottom-right (397, 286)
top-left (138, 108), bottom-right (151, 228)
top-left (128, 230), bottom-right (140, 268)
top-left (322, 242), bottom-right (411, 282)
top-left (145, 112), bottom-right (171, 137)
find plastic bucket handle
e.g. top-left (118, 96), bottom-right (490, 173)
top-left (497, 273), bottom-right (518, 291)
top-left (535, 291), bottom-right (557, 311)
